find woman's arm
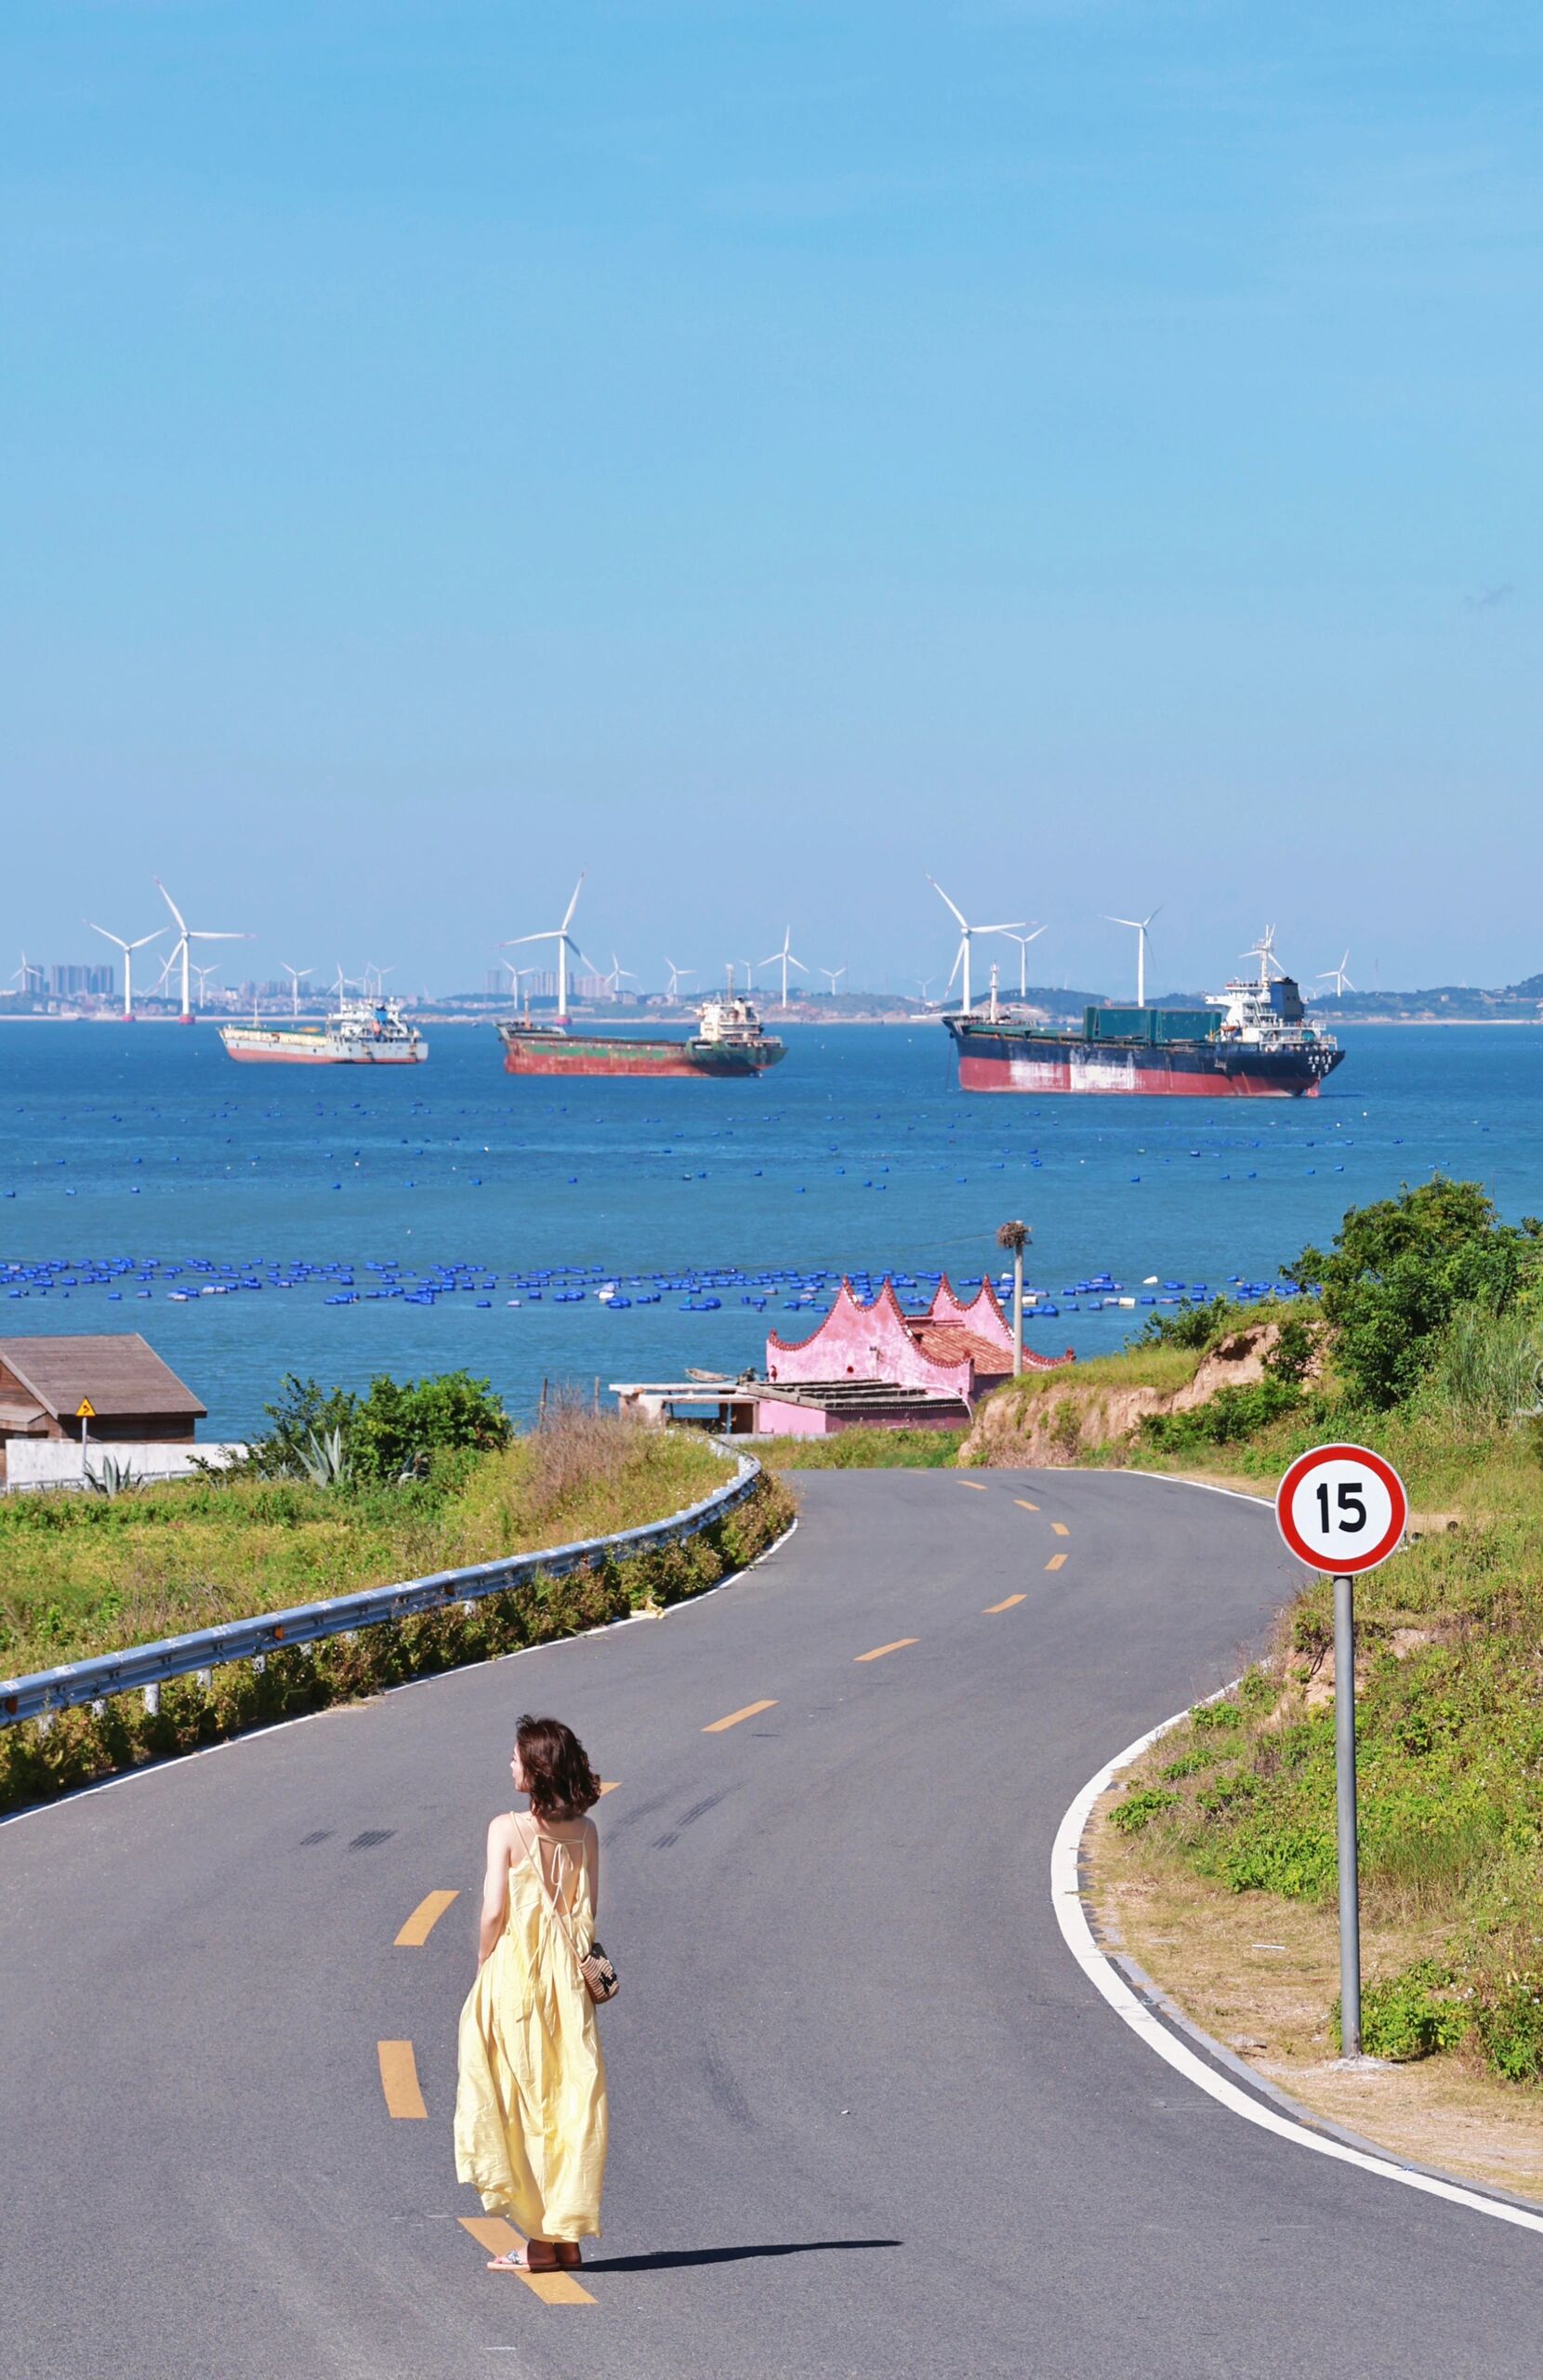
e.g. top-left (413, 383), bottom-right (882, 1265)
top-left (585, 1816), bottom-right (600, 1924)
top-left (476, 1814), bottom-right (514, 1968)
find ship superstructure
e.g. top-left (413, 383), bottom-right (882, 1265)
top-left (219, 996), bottom-right (427, 1065)
top-left (943, 932), bottom-right (1342, 1097)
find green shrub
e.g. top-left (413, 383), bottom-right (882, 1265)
top-left (1216, 1818), bottom-right (1337, 1899)
top-left (1286, 1179), bottom-right (1537, 1410)
top-left (1110, 1785), bottom-right (1179, 1834)
top-left (1191, 1699), bottom-right (1245, 1732)
top-left (1142, 1376), bottom-right (1303, 1452)
top-left (1137, 1296), bottom-right (1244, 1351)
top-left (1471, 1971), bottom-right (1543, 2084)
top-left (1334, 1961), bottom-right (1468, 2060)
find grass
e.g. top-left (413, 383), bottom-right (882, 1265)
top-left (757, 1426), bottom-right (968, 1471)
top-left (0, 1411), bottom-right (796, 1814)
top-left (0, 1414), bottom-right (730, 1678)
top-left (990, 1339), bottom-right (1207, 1409)
top-left (1093, 1798), bottom-right (1543, 2202)
top-left (1059, 1327), bottom-right (1543, 2096)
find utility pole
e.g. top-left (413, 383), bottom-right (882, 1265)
top-left (996, 1220), bottom-right (1031, 1376)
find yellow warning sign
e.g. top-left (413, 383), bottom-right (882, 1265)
top-left (75, 1397), bottom-right (96, 1420)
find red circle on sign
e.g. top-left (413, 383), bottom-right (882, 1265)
top-left (1275, 1442), bottom-right (1408, 1574)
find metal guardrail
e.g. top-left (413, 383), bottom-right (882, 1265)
top-left (0, 1445), bottom-right (762, 1729)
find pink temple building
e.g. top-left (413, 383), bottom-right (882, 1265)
top-left (753, 1276), bottom-right (1074, 1435)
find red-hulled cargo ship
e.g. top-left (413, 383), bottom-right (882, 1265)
top-left (944, 937), bottom-right (1343, 1097)
top-left (499, 987), bottom-right (785, 1078)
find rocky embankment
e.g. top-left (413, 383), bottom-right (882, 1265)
top-left (960, 1324), bottom-right (1289, 1465)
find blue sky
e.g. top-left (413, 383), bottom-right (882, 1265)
top-left (3, 2), bottom-right (1539, 997)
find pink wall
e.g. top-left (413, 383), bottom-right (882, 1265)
top-left (767, 1279), bottom-right (974, 1397)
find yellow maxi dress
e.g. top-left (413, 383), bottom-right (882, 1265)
top-left (454, 1831), bottom-right (609, 2242)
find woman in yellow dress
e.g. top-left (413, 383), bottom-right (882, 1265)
top-left (455, 1713), bottom-right (609, 2272)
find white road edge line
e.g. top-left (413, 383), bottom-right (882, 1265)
top-left (1051, 1704), bottom-right (1543, 2239)
top-left (0, 1516), bottom-right (800, 1831)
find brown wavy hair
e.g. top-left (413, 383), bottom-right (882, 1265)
top-left (515, 1713), bottom-right (601, 1820)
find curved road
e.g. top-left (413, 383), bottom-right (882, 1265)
top-left (4, 1471), bottom-right (1540, 2378)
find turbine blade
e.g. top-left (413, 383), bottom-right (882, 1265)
top-left (561, 872), bottom-right (586, 932)
top-left (154, 878), bottom-right (187, 932)
top-left (928, 876), bottom-right (968, 931)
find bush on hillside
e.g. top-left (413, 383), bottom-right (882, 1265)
top-left (248, 1369), bottom-right (511, 1486)
top-left (1285, 1179), bottom-right (1541, 1410)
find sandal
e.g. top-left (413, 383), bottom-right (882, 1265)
top-left (554, 2243), bottom-right (583, 2269)
top-left (487, 2241), bottom-right (559, 2273)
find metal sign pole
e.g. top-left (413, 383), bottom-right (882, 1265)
top-left (1334, 1571), bottom-right (1363, 2057)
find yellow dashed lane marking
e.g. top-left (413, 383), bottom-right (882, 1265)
top-left (598, 1780), bottom-right (620, 1796)
top-left (1051, 1522), bottom-right (1070, 1537)
top-left (458, 2216), bottom-right (596, 2305)
top-left (377, 2040), bottom-right (428, 2119)
top-left (984, 1593), bottom-right (1026, 1613)
top-left (395, 1890), bottom-right (458, 1948)
top-left (704, 1700), bottom-right (778, 1733)
top-left (1045, 1553), bottom-right (1067, 1572)
top-left (855, 1638), bottom-right (918, 1663)
top-left (957, 1479), bottom-right (988, 1491)
top-left (1014, 1498), bottom-right (1040, 1513)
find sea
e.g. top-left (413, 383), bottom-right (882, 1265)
top-left (0, 1021), bottom-right (1535, 1438)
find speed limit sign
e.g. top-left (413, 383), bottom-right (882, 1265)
top-left (1276, 1442), bottom-right (1408, 1574)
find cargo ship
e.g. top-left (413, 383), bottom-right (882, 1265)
top-left (499, 985), bottom-right (785, 1078)
top-left (219, 996), bottom-right (427, 1065)
top-left (944, 937), bottom-right (1342, 1097)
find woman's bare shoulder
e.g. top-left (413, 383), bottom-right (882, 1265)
top-left (486, 1808), bottom-right (520, 1847)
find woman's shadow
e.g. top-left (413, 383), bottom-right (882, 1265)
top-left (584, 2238), bottom-right (902, 2274)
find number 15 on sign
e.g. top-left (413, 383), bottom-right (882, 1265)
top-left (1275, 1443), bottom-right (1408, 2060)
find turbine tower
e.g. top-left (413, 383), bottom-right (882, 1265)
top-left (84, 919), bottom-right (165, 1021)
top-left (1001, 926), bottom-right (1048, 1000)
top-left (283, 964), bottom-right (311, 1018)
top-left (154, 878), bottom-right (252, 1024)
top-left (759, 927), bottom-right (808, 1009)
top-left (501, 874), bottom-right (593, 1022)
top-left (1105, 907), bottom-right (1163, 1009)
top-left (928, 877), bottom-right (1025, 1015)
top-left (1317, 950), bottom-right (1354, 997)
top-left (1244, 925), bottom-right (1286, 987)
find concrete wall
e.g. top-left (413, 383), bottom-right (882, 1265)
top-left (6, 1441), bottom-right (247, 1493)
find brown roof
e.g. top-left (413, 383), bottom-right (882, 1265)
top-left (903, 1322), bottom-right (1011, 1376)
top-left (0, 1335), bottom-right (206, 1421)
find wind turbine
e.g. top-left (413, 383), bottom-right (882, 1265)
top-left (153, 878), bottom-right (252, 1024)
top-left (283, 964), bottom-right (311, 1018)
top-left (928, 878), bottom-right (1025, 1015)
top-left (191, 962), bottom-right (220, 1010)
top-left (604, 952), bottom-right (639, 997)
top-left (1105, 907), bottom-right (1163, 1009)
top-left (363, 962), bottom-right (395, 998)
top-left (916, 975), bottom-right (935, 1005)
top-left (759, 926), bottom-right (808, 1008)
top-left (501, 874), bottom-right (594, 1023)
top-left (1317, 950), bottom-right (1354, 997)
top-left (819, 965), bottom-right (847, 996)
top-left (665, 959), bottom-right (694, 999)
top-left (1001, 926), bottom-right (1048, 1000)
top-left (1244, 924), bottom-right (1286, 987)
top-left (84, 919), bottom-right (165, 1020)
top-left (10, 952), bottom-right (41, 999)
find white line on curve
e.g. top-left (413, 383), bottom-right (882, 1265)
top-left (1050, 1708), bottom-right (1543, 2239)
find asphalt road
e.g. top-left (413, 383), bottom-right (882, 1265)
top-left (3, 1469), bottom-right (1540, 2379)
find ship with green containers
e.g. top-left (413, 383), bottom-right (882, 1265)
top-left (944, 932), bottom-right (1343, 1098)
